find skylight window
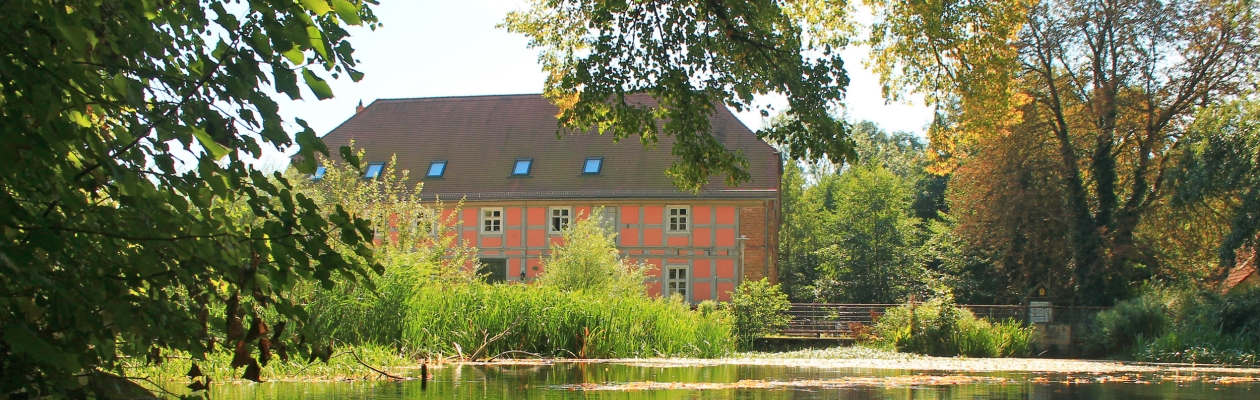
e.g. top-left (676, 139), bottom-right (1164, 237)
top-left (364, 162), bottom-right (384, 179)
top-left (312, 165), bottom-right (326, 181)
top-left (512, 159), bottom-right (533, 176)
top-left (583, 157), bottom-right (603, 174)
top-left (427, 161), bottom-right (447, 178)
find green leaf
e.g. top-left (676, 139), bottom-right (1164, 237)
top-left (302, 68), bottom-right (334, 100)
top-left (299, 0), bottom-right (333, 15)
top-left (192, 127), bottom-right (230, 160)
top-left (331, 0), bottom-right (362, 25)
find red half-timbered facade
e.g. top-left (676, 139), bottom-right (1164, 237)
top-left (321, 94), bottom-right (781, 303)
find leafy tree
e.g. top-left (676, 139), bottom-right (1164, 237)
top-left (869, 0), bottom-right (1260, 304)
top-left (1166, 98), bottom-right (1260, 278)
top-left (1, 0), bottom-right (380, 394)
top-left (538, 209), bottom-right (651, 298)
top-left (503, 0), bottom-right (858, 190)
top-left (812, 165), bottom-right (925, 303)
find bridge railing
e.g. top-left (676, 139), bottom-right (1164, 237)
top-left (781, 303), bottom-right (1109, 337)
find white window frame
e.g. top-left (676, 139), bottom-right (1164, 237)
top-left (549, 206), bottom-right (572, 233)
top-left (481, 207), bottom-right (503, 234)
top-left (666, 265), bottom-right (689, 299)
top-left (667, 205), bottom-right (690, 233)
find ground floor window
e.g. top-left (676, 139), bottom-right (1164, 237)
top-left (666, 266), bottom-right (688, 299)
top-left (478, 259), bottom-right (507, 283)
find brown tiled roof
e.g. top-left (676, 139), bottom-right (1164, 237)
top-left (1223, 246), bottom-right (1257, 293)
top-left (319, 94), bottom-right (781, 200)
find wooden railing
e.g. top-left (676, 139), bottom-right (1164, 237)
top-left (781, 303), bottom-right (1109, 337)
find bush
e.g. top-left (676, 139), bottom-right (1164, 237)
top-left (726, 279), bottom-right (792, 349)
top-left (1092, 285), bottom-right (1260, 365)
top-left (1083, 287), bottom-right (1175, 356)
top-left (871, 297), bottom-right (1033, 357)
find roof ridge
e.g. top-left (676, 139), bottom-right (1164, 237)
top-left (373, 93), bottom-right (543, 103)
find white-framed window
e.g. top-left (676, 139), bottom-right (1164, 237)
top-left (667, 206), bottom-right (690, 232)
top-left (549, 207), bottom-right (571, 233)
top-left (481, 207), bottom-right (502, 233)
top-left (416, 210), bottom-right (440, 238)
top-left (666, 266), bottom-right (688, 298)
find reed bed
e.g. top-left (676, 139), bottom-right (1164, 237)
top-left (403, 283), bottom-right (735, 359)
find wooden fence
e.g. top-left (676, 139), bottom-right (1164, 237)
top-left (782, 303), bottom-right (1109, 337)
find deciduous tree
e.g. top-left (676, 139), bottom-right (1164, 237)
top-left (1, 0), bottom-right (379, 394)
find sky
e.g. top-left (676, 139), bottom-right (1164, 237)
top-left (267, 0), bottom-right (934, 165)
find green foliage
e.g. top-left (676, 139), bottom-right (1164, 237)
top-left (403, 283), bottom-right (735, 359)
top-left (725, 279), bottom-right (791, 349)
top-left (811, 165), bottom-right (926, 303)
top-left (503, 0), bottom-right (856, 190)
top-left (871, 297), bottom-right (1033, 358)
top-left (778, 120), bottom-right (955, 303)
top-left (287, 154), bottom-right (478, 347)
top-left (0, 0), bottom-right (379, 394)
top-left (1168, 98), bottom-right (1260, 272)
top-left (1087, 285), bottom-right (1260, 365)
top-left (1083, 287), bottom-right (1175, 357)
top-left (538, 209), bottom-right (650, 297)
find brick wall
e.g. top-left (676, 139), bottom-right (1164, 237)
top-left (738, 201), bottom-right (778, 284)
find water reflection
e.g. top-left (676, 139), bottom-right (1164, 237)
top-left (205, 362), bottom-right (1258, 399)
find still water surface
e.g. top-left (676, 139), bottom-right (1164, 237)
top-left (207, 362), bottom-right (1258, 399)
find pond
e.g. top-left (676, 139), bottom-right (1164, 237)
top-left (200, 361), bottom-right (1258, 399)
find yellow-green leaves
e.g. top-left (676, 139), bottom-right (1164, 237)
top-left (300, 0), bottom-right (333, 15)
top-left (303, 68), bottom-right (334, 100)
top-left (332, 0), bottom-right (362, 25)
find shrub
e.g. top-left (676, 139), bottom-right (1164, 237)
top-left (871, 297), bottom-right (1033, 357)
top-left (1082, 286), bottom-right (1176, 357)
top-left (537, 208), bottom-right (650, 297)
top-left (1097, 286), bottom-right (1260, 365)
top-left (726, 279), bottom-right (792, 349)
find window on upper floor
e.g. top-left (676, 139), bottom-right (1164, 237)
top-left (583, 157), bottom-right (602, 174)
top-left (667, 206), bottom-right (690, 232)
top-left (512, 159), bottom-right (532, 176)
top-left (550, 207), bottom-right (571, 233)
top-left (364, 162), bottom-right (385, 179)
top-left (426, 161), bottom-right (447, 178)
top-left (481, 208), bottom-right (503, 233)
top-left (311, 165), bottom-right (326, 181)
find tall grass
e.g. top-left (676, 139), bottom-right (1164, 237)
top-left (403, 283), bottom-right (734, 359)
top-left (871, 298), bottom-right (1033, 358)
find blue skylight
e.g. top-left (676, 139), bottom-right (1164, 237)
top-left (312, 165), bottom-right (326, 180)
top-left (513, 159), bottom-right (532, 176)
top-left (364, 162), bottom-right (384, 179)
top-left (583, 157), bottom-right (603, 174)
top-left (427, 161), bottom-right (447, 178)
